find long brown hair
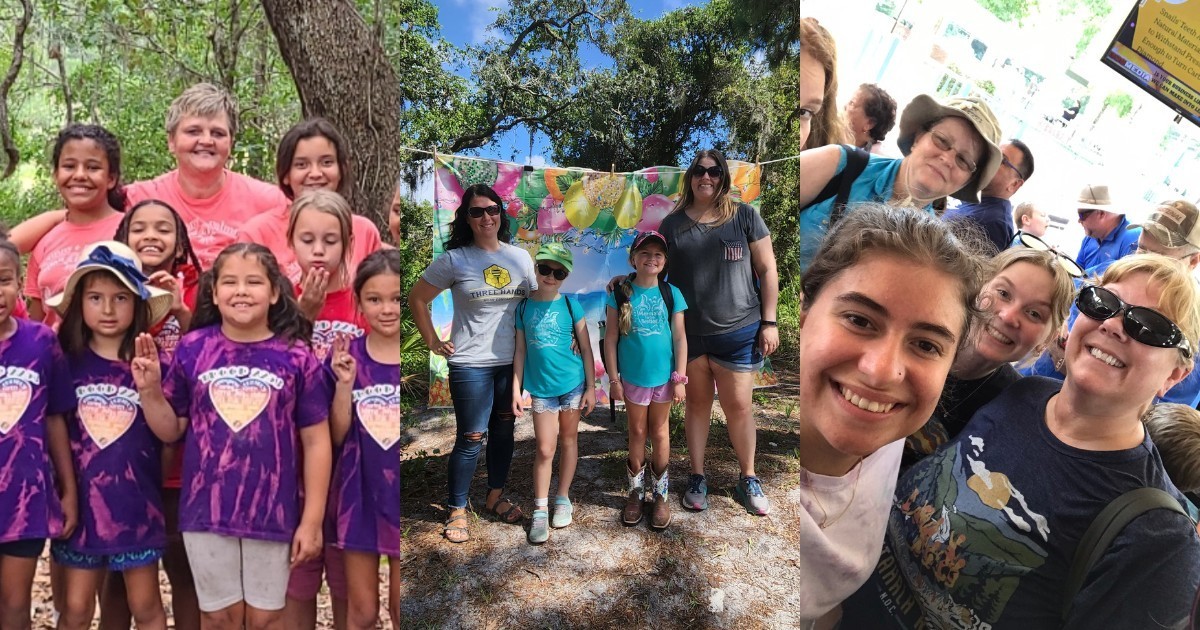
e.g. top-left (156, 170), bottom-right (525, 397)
top-left (669, 149), bottom-right (739, 227)
top-left (800, 18), bottom-right (849, 149)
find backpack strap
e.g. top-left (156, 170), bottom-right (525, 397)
top-left (1062, 487), bottom-right (1189, 621)
top-left (656, 280), bottom-right (674, 319)
top-left (800, 144), bottom-right (870, 227)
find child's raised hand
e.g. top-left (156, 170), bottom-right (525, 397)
top-left (330, 334), bottom-right (356, 385)
top-left (298, 267), bottom-right (331, 314)
top-left (131, 333), bottom-right (162, 390)
top-left (290, 520), bottom-right (323, 569)
top-left (581, 388), bottom-right (596, 416)
top-left (147, 270), bottom-right (184, 313)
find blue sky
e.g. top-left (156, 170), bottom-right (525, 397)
top-left (427, 0), bottom-right (709, 166)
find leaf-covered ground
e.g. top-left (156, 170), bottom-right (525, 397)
top-left (400, 378), bottom-right (804, 629)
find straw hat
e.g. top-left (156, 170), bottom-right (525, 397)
top-left (46, 241), bottom-right (174, 326)
top-left (1076, 184), bottom-right (1116, 211)
top-left (896, 94), bottom-right (1003, 202)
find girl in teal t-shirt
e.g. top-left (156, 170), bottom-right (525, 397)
top-left (512, 243), bottom-right (595, 544)
top-left (603, 232), bottom-right (687, 530)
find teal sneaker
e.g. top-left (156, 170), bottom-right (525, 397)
top-left (551, 496), bottom-right (573, 528)
top-left (528, 509), bottom-right (549, 544)
top-left (734, 475), bottom-right (770, 516)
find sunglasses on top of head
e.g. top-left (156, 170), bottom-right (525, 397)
top-left (689, 165), bottom-right (724, 179)
top-left (468, 204), bottom-right (503, 219)
top-left (537, 263), bottom-right (569, 280)
top-left (1075, 284), bottom-right (1192, 359)
top-left (1017, 232), bottom-right (1085, 278)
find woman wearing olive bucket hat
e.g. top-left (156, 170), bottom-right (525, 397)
top-left (798, 94), bottom-right (1004, 273)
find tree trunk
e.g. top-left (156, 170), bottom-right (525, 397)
top-left (259, 0), bottom-right (402, 231)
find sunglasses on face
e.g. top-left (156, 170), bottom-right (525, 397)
top-left (690, 165), bottom-right (724, 179)
top-left (1017, 232), bottom-right (1085, 278)
top-left (468, 205), bottom-right (503, 218)
top-left (1075, 285), bottom-right (1192, 359)
top-left (928, 130), bottom-right (978, 173)
top-left (1077, 209), bottom-right (1097, 222)
top-left (536, 263), bottom-right (569, 280)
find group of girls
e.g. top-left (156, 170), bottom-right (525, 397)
top-left (0, 109), bottom-right (400, 629)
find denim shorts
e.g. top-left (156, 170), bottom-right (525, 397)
top-left (531, 382), bottom-right (586, 414)
top-left (623, 381), bottom-right (673, 406)
top-left (51, 541), bottom-right (163, 571)
top-left (0, 538), bottom-right (45, 559)
top-left (687, 322), bottom-right (764, 372)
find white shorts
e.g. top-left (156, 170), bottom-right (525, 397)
top-left (183, 532), bottom-right (291, 612)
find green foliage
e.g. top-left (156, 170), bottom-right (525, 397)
top-left (977, 0), bottom-right (1035, 23)
top-left (400, 197), bottom-right (434, 408)
top-left (1075, 22), bottom-right (1100, 58)
top-left (977, 79), bottom-right (996, 95)
top-left (1104, 91), bottom-right (1134, 118)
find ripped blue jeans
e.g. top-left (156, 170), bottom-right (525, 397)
top-left (446, 363), bottom-right (516, 509)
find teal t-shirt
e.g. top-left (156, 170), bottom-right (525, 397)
top-left (515, 295), bottom-right (586, 398)
top-left (604, 282), bottom-right (688, 388)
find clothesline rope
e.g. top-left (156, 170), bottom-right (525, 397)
top-left (398, 145), bottom-right (800, 174)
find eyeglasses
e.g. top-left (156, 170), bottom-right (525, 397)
top-left (468, 205), bottom-right (503, 218)
top-left (1077, 209), bottom-right (1097, 222)
top-left (536, 263), bottom-right (569, 280)
top-left (1017, 232), bottom-right (1085, 278)
top-left (1075, 285), bottom-right (1192, 359)
top-left (689, 165), bottom-right (724, 179)
top-left (1001, 156), bottom-right (1023, 180)
top-left (928, 130), bottom-right (978, 173)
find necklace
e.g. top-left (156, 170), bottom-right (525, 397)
top-left (805, 457), bottom-right (864, 530)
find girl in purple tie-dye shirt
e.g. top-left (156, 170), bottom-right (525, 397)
top-left (149, 243), bottom-right (333, 627)
top-left (47, 241), bottom-right (175, 629)
top-left (328, 250), bottom-right (399, 629)
top-left (0, 232), bottom-right (78, 630)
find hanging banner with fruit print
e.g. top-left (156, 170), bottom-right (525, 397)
top-left (425, 156), bottom-right (776, 407)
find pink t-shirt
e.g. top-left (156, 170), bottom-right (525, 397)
top-left (25, 212), bottom-right (126, 325)
top-left (237, 204), bottom-right (384, 284)
top-left (126, 170), bottom-right (288, 268)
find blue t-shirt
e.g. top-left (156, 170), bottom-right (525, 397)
top-left (604, 282), bottom-right (687, 388)
top-left (1075, 215), bottom-right (1141, 270)
top-left (799, 147), bottom-right (933, 273)
top-left (515, 295), bottom-right (585, 398)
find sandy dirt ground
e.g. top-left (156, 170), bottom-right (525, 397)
top-left (400, 378), bottom-right (805, 629)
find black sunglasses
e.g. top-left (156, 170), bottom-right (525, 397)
top-left (690, 165), bottom-right (723, 179)
top-left (1017, 232), bottom-right (1085, 278)
top-left (468, 204), bottom-right (503, 218)
top-left (536, 263), bottom-right (569, 280)
top-left (1075, 285), bottom-right (1192, 359)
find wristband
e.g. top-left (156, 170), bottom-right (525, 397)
top-left (670, 371), bottom-right (689, 384)
top-left (760, 320), bottom-right (777, 327)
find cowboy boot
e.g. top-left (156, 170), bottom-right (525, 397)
top-left (650, 466), bottom-right (672, 529)
top-left (623, 461), bottom-right (646, 525)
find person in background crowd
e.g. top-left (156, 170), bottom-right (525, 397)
top-left (844, 83), bottom-right (897, 155)
top-left (1075, 183), bottom-right (1141, 270)
top-left (941, 139), bottom-right (1034, 254)
top-left (800, 17), bottom-right (849, 150)
top-left (1012, 201), bottom-right (1050, 242)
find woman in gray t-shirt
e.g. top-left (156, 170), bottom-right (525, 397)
top-left (409, 184), bottom-right (537, 543)
top-left (657, 149), bottom-right (780, 516)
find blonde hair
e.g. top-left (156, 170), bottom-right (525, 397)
top-left (617, 239), bottom-right (668, 336)
top-left (799, 18), bottom-right (848, 149)
top-left (288, 189), bottom-right (354, 283)
top-left (1012, 202), bottom-right (1038, 230)
top-left (1143, 402), bottom-right (1200, 493)
top-left (1098, 253), bottom-right (1200, 368)
top-left (166, 83), bottom-right (238, 137)
top-left (982, 247), bottom-right (1075, 357)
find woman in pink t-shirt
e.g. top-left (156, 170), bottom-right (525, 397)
top-left (25, 124), bottom-right (128, 326)
top-left (237, 117), bottom-right (383, 285)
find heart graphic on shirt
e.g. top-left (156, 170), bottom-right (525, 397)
top-left (0, 377), bottom-right (32, 435)
top-left (78, 394), bottom-right (137, 449)
top-left (209, 377), bottom-right (271, 433)
top-left (356, 394), bottom-right (400, 450)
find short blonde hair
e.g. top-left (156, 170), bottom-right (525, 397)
top-left (1143, 402), bottom-right (1200, 493)
top-left (288, 188), bottom-right (354, 275)
top-left (165, 83), bottom-right (238, 137)
top-left (1098, 253), bottom-right (1200, 368)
